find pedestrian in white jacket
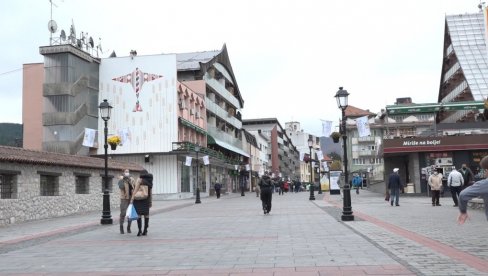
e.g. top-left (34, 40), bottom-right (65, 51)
top-left (448, 167), bottom-right (464, 207)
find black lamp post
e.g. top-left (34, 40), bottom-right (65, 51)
top-left (308, 138), bottom-right (315, 200)
top-left (99, 99), bottom-right (113, 225)
top-left (335, 87), bottom-right (354, 221)
top-left (195, 145), bottom-right (201, 204)
top-left (317, 156), bottom-right (322, 194)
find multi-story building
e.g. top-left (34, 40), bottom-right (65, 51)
top-left (284, 121), bottom-right (320, 183)
top-left (380, 11), bottom-right (488, 194)
top-left (22, 21), bottom-right (252, 199)
top-left (243, 118), bottom-right (300, 181)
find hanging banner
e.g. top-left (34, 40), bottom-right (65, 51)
top-left (300, 152), bottom-right (305, 161)
top-left (356, 115), bottom-right (371, 137)
top-left (246, 164), bottom-right (250, 171)
top-left (185, 156), bottom-right (193, 166)
top-left (316, 150), bottom-right (324, 161)
top-left (82, 128), bottom-right (97, 147)
top-left (118, 128), bottom-right (130, 146)
top-left (202, 155), bottom-right (209, 165)
top-left (321, 120), bottom-right (332, 137)
top-left (234, 165), bottom-right (239, 170)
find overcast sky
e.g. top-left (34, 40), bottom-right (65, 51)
top-left (0, 0), bottom-right (482, 136)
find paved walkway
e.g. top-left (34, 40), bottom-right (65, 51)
top-left (0, 190), bottom-right (486, 275)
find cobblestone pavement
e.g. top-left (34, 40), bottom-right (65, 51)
top-left (0, 190), bottom-right (486, 275)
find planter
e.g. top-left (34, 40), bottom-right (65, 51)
top-left (110, 143), bottom-right (117, 150)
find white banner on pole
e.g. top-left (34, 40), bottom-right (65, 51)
top-left (246, 164), bottom-right (250, 171)
top-left (300, 152), bottom-right (305, 161)
top-left (202, 155), bottom-right (209, 165)
top-left (82, 128), bottom-right (97, 147)
top-left (316, 150), bottom-right (324, 161)
top-left (185, 156), bottom-right (193, 166)
top-left (118, 128), bottom-right (130, 146)
top-left (321, 120), bottom-right (333, 137)
top-left (356, 116), bottom-right (371, 137)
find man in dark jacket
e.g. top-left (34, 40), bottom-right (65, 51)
top-left (459, 163), bottom-right (474, 189)
top-left (259, 171), bottom-right (273, 214)
top-left (388, 168), bottom-right (401, 206)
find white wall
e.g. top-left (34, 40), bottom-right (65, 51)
top-left (98, 54), bottom-right (178, 154)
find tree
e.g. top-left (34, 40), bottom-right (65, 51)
top-left (328, 152), bottom-right (342, 162)
top-left (330, 160), bottom-right (342, 171)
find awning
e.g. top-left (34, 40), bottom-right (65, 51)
top-left (208, 136), bottom-right (250, 157)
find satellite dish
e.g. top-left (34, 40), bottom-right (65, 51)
top-left (48, 20), bottom-right (58, 33)
top-left (88, 36), bottom-right (94, 48)
top-left (60, 30), bottom-right (66, 41)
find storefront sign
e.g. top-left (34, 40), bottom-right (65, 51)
top-left (383, 134), bottom-right (488, 154)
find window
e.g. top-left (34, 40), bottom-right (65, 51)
top-left (0, 173), bottom-right (17, 199)
top-left (40, 174), bottom-right (59, 196)
top-left (75, 175), bottom-right (90, 194)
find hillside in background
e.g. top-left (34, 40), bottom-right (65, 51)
top-left (0, 123), bottom-right (22, 147)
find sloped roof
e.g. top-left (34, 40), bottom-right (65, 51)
top-left (176, 50), bottom-right (220, 71)
top-left (344, 105), bottom-right (376, 118)
top-left (444, 13), bottom-right (488, 102)
top-left (176, 44), bottom-right (244, 108)
top-left (0, 146), bottom-right (144, 171)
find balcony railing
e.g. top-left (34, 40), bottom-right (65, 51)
top-left (172, 141), bottom-right (240, 165)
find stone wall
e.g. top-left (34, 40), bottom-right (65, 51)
top-left (0, 162), bottom-right (121, 226)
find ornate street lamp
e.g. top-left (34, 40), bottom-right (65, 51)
top-left (308, 138), bottom-right (315, 200)
top-left (317, 154), bottom-right (322, 194)
top-left (335, 87), bottom-right (354, 221)
top-left (99, 99), bottom-right (113, 225)
top-left (195, 145), bottom-right (201, 204)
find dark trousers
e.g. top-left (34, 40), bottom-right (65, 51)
top-left (450, 186), bottom-right (461, 206)
top-left (260, 188), bottom-right (272, 212)
top-left (432, 190), bottom-right (440, 205)
top-left (216, 189), bottom-right (221, 198)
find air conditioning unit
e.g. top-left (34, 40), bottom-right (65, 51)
top-left (190, 108), bottom-right (195, 115)
top-left (195, 111), bottom-right (200, 118)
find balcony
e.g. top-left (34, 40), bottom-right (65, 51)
top-left (357, 136), bottom-right (375, 142)
top-left (206, 78), bottom-right (240, 108)
top-left (358, 150), bottom-right (376, 156)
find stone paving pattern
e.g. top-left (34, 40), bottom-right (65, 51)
top-left (0, 189), bottom-right (487, 275)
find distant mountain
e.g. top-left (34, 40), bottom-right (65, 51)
top-left (320, 137), bottom-right (342, 157)
top-left (0, 123), bottom-right (22, 147)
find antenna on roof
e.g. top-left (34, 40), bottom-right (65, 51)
top-left (479, 1), bottom-right (486, 12)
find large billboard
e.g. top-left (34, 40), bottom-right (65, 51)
top-left (98, 54), bottom-right (177, 154)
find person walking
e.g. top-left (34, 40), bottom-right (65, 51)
top-left (458, 155), bottom-right (488, 224)
top-left (388, 168), bottom-right (401, 206)
top-left (118, 169), bottom-right (135, 234)
top-left (214, 180), bottom-right (222, 199)
top-left (352, 174), bottom-right (362, 194)
top-left (459, 163), bottom-right (474, 189)
top-left (447, 166), bottom-right (464, 207)
top-left (130, 169), bottom-right (153, 236)
top-left (428, 170), bottom-right (443, 206)
top-left (258, 171), bottom-right (273, 215)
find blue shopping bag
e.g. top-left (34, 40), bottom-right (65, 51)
top-left (126, 203), bottom-right (138, 221)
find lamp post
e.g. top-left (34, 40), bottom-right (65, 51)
top-left (335, 87), bottom-right (354, 221)
top-left (99, 99), bottom-right (113, 225)
top-left (195, 145), bottom-right (201, 204)
top-left (317, 158), bottom-right (322, 194)
top-left (308, 138), bottom-right (315, 200)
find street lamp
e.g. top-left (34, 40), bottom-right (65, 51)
top-left (194, 145), bottom-right (201, 204)
top-left (335, 87), bottom-right (354, 221)
top-left (317, 155), bottom-right (322, 194)
top-left (308, 138), bottom-right (315, 200)
top-left (99, 99), bottom-right (113, 225)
